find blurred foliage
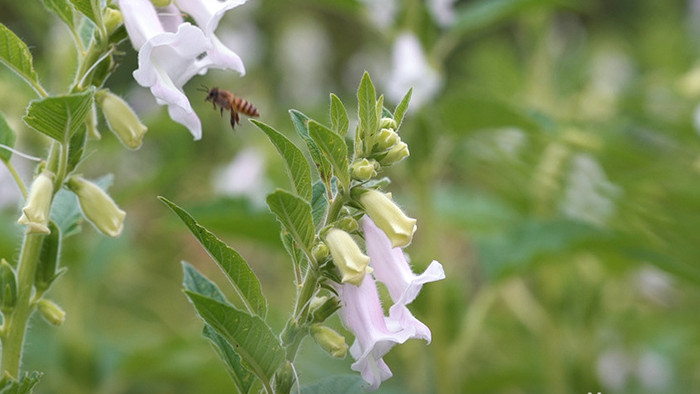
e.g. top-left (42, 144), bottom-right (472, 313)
top-left (2, 0), bottom-right (700, 393)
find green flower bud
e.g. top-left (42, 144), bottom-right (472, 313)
top-left (324, 228), bottom-right (372, 286)
top-left (96, 89), bottom-right (147, 150)
top-left (67, 176), bottom-right (126, 237)
top-left (103, 8), bottom-right (123, 36)
top-left (0, 259), bottom-right (17, 314)
top-left (337, 216), bottom-right (359, 233)
top-left (310, 296), bottom-right (341, 323)
top-left (379, 117), bottom-right (397, 130)
top-left (149, 0), bottom-right (172, 7)
top-left (350, 158), bottom-right (377, 181)
top-left (273, 361), bottom-right (296, 394)
top-left (17, 171), bottom-right (54, 234)
top-left (358, 189), bottom-right (417, 248)
top-left (37, 299), bottom-right (65, 326)
top-left (311, 324), bottom-right (348, 358)
top-left (379, 141), bottom-right (410, 166)
top-left (312, 241), bottom-right (330, 261)
top-left (374, 128), bottom-right (400, 152)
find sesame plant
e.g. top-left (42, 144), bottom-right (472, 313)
top-left (1, 0), bottom-right (444, 392)
top-left (161, 71), bottom-right (445, 393)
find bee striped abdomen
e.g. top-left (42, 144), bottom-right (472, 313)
top-left (231, 96), bottom-right (259, 117)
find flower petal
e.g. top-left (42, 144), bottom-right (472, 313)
top-left (362, 216), bottom-right (445, 305)
top-left (119, 0), bottom-right (165, 49)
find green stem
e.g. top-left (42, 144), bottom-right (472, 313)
top-left (0, 231), bottom-right (44, 377)
top-left (280, 269), bottom-right (320, 361)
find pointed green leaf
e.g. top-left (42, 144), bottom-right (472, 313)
top-left (66, 125), bottom-right (87, 174)
top-left (184, 291), bottom-right (284, 388)
top-left (69, 0), bottom-right (102, 29)
top-left (0, 23), bottom-right (41, 91)
top-left (40, 0), bottom-right (76, 30)
top-left (357, 71), bottom-right (378, 142)
top-left (375, 95), bottom-right (384, 126)
top-left (330, 94), bottom-right (349, 137)
top-left (23, 88), bottom-right (95, 142)
top-left (310, 181), bottom-right (328, 228)
top-left (308, 120), bottom-right (350, 190)
top-left (393, 87), bottom-right (413, 128)
top-left (181, 261), bottom-right (227, 303)
top-left (251, 120), bottom-right (312, 202)
top-left (266, 189), bottom-right (315, 253)
top-left (289, 109), bottom-right (333, 183)
top-left (160, 197), bottom-right (267, 317)
top-left (0, 112), bottom-right (15, 163)
top-left (35, 221), bottom-right (64, 293)
top-left (203, 325), bottom-right (257, 394)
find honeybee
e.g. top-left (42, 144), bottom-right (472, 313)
top-left (200, 86), bottom-right (260, 130)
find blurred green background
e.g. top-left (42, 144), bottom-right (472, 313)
top-left (2, 0), bottom-right (700, 392)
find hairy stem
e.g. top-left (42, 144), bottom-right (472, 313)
top-left (0, 231), bottom-right (44, 377)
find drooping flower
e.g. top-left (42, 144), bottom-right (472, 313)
top-left (118, 0), bottom-right (246, 140)
top-left (361, 216), bottom-right (444, 306)
top-left (358, 189), bottom-right (417, 248)
top-left (324, 228), bottom-right (372, 286)
top-left (67, 176), bottom-right (126, 238)
top-left (337, 275), bottom-right (431, 390)
top-left (386, 32), bottom-right (442, 109)
top-left (17, 171), bottom-right (54, 234)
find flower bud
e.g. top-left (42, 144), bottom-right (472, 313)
top-left (37, 299), bottom-right (65, 326)
top-left (103, 8), bottom-right (123, 36)
top-left (379, 117), bottom-right (397, 130)
top-left (375, 128), bottom-right (399, 151)
top-left (379, 141), bottom-right (409, 166)
top-left (358, 189), bottom-right (417, 248)
top-left (350, 158), bottom-right (377, 181)
top-left (324, 228), bottom-right (372, 286)
top-left (273, 361), bottom-right (295, 394)
top-left (96, 89), bottom-right (147, 150)
top-left (67, 176), bottom-right (126, 237)
top-left (337, 216), bottom-right (358, 233)
top-left (0, 259), bottom-right (17, 314)
top-left (310, 296), bottom-right (341, 323)
top-left (311, 324), bottom-right (348, 358)
top-left (17, 171), bottom-right (54, 234)
top-left (312, 241), bottom-right (330, 261)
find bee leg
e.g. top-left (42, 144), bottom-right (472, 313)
top-left (220, 107), bottom-right (224, 117)
top-left (230, 109), bottom-right (239, 130)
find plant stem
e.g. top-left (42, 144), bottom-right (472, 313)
top-left (4, 161), bottom-right (28, 199)
top-left (0, 231), bottom-right (44, 377)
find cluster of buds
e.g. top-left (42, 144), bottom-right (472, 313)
top-left (311, 105), bottom-right (444, 389)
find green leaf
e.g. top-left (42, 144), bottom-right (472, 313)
top-left (0, 112), bottom-right (16, 163)
top-left (280, 232), bottom-right (305, 272)
top-left (23, 88), bottom-right (95, 142)
top-left (266, 189), bottom-right (315, 253)
top-left (310, 181), bottom-right (328, 228)
top-left (184, 291), bottom-right (284, 389)
top-left (289, 109), bottom-right (333, 183)
top-left (330, 94), bottom-right (349, 136)
top-left (357, 71), bottom-right (378, 143)
top-left (301, 375), bottom-right (366, 394)
top-left (203, 325), bottom-right (257, 394)
top-left (0, 371), bottom-right (42, 394)
top-left (393, 87), bottom-right (413, 128)
top-left (66, 125), bottom-right (87, 174)
top-left (0, 23), bottom-right (40, 91)
top-left (308, 120), bottom-right (350, 190)
top-left (69, 0), bottom-right (102, 30)
top-left (36, 221), bottom-right (65, 293)
top-left (375, 94), bottom-right (384, 126)
top-left (40, 0), bottom-right (76, 30)
top-left (251, 120), bottom-right (312, 202)
top-left (160, 197), bottom-right (267, 317)
top-left (181, 261), bottom-right (227, 303)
